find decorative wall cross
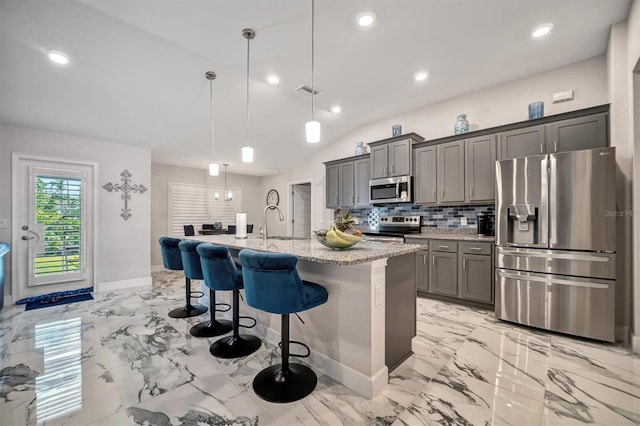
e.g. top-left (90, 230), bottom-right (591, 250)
top-left (103, 169), bottom-right (148, 221)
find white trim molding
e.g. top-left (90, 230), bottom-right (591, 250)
top-left (97, 276), bottom-right (151, 293)
top-left (3, 295), bottom-right (14, 308)
top-left (633, 334), bottom-right (640, 355)
top-left (150, 265), bottom-right (165, 273)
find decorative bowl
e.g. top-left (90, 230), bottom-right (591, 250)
top-left (314, 234), bottom-right (361, 250)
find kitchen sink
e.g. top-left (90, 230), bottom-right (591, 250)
top-left (268, 236), bottom-right (311, 240)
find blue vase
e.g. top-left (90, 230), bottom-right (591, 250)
top-left (528, 101), bottom-right (544, 119)
top-left (355, 141), bottom-right (365, 156)
top-left (454, 114), bottom-right (469, 135)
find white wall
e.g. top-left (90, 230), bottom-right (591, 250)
top-left (150, 163), bottom-right (263, 268)
top-left (0, 124), bottom-right (152, 300)
top-left (262, 55), bottom-right (609, 238)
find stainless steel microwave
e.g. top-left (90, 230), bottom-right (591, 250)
top-left (369, 176), bottom-right (412, 204)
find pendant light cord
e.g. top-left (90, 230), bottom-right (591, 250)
top-left (209, 79), bottom-right (215, 156)
top-left (246, 34), bottom-right (251, 148)
top-left (311, 0), bottom-right (315, 121)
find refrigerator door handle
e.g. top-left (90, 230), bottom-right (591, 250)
top-left (497, 249), bottom-right (611, 263)
top-left (540, 157), bottom-right (549, 247)
top-left (499, 271), bottom-right (610, 289)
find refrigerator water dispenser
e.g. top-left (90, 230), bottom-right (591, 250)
top-left (507, 204), bottom-right (539, 244)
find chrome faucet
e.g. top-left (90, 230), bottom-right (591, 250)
top-left (263, 204), bottom-right (285, 240)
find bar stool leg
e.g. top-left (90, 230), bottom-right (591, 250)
top-left (169, 277), bottom-right (208, 318)
top-left (252, 314), bottom-right (317, 403)
top-left (190, 289), bottom-right (233, 337)
top-left (209, 290), bottom-right (261, 358)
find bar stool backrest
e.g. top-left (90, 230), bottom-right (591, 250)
top-left (178, 240), bottom-right (204, 280)
top-left (196, 243), bottom-right (242, 291)
top-left (158, 237), bottom-right (183, 271)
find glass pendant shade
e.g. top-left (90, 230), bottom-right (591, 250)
top-left (208, 163), bottom-right (219, 176)
top-left (242, 146), bottom-right (254, 163)
top-left (305, 120), bottom-right (321, 143)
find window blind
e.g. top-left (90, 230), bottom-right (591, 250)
top-left (168, 182), bottom-right (243, 237)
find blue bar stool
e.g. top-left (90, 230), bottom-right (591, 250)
top-left (197, 243), bottom-right (261, 358)
top-left (239, 249), bottom-right (329, 403)
top-left (159, 237), bottom-right (207, 319)
top-left (177, 240), bottom-right (232, 335)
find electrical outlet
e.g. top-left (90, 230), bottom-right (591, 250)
top-left (460, 217), bottom-right (467, 226)
top-left (0, 218), bottom-right (6, 229)
top-left (375, 285), bottom-right (384, 306)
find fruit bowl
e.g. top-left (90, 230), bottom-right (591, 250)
top-left (314, 233), bottom-right (362, 250)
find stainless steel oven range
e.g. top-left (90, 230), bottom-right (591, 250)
top-left (363, 215), bottom-right (421, 242)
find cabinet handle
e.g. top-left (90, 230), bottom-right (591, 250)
top-left (383, 166), bottom-right (387, 174)
top-left (470, 247), bottom-right (482, 251)
top-left (441, 189), bottom-right (445, 199)
top-left (439, 245), bottom-right (449, 249)
top-left (469, 187), bottom-right (473, 197)
top-left (432, 256), bottom-right (435, 266)
top-left (391, 165), bottom-right (395, 173)
top-left (423, 255), bottom-right (427, 265)
top-left (540, 142), bottom-right (544, 154)
top-left (463, 258), bottom-right (467, 269)
top-left (356, 195), bottom-right (359, 203)
top-left (432, 190), bottom-right (436, 200)
top-left (554, 140), bottom-right (558, 152)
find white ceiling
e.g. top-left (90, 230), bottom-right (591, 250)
top-left (0, 0), bottom-right (631, 176)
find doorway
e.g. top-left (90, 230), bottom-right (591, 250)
top-left (289, 182), bottom-right (312, 238)
top-left (12, 154), bottom-right (97, 301)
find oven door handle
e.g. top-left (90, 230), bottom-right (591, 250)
top-left (395, 182), bottom-right (400, 199)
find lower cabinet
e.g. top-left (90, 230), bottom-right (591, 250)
top-left (415, 239), bottom-right (494, 305)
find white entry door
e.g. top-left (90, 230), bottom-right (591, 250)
top-left (292, 183), bottom-right (311, 238)
top-left (13, 155), bottom-right (96, 300)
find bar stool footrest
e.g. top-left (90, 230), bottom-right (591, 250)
top-left (239, 315), bottom-right (257, 329)
top-left (215, 303), bottom-right (231, 312)
top-left (278, 340), bottom-right (311, 358)
top-left (253, 363), bottom-right (317, 403)
top-left (190, 291), bottom-right (205, 299)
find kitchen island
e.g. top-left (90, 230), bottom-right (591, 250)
top-left (184, 234), bottom-right (424, 398)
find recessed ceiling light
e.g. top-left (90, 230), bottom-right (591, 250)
top-left (267, 74), bottom-right (280, 85)
top-left (531, 23), bottom-right (553, 39)
top-left (47, 49), bottom-right (70, 65)
top-left (330, 105), bottom-right (342, 114)
top-left (414, 71), bottom-right (429, 82)
top-left (356, 11), bottom-right (376, 28)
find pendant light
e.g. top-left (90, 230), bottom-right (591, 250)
top-left (206, 71), bottom-right (220, 176)
top-left (242, 28), bottom-right (255, 163)
top-left (305, 0), bottom-right (320, 143)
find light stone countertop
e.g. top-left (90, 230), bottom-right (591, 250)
top-left (184, 234), bottom-right (423, 266)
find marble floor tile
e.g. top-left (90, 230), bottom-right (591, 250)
top-left (2, 272), bottom-right (639, 426)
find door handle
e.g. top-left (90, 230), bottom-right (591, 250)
top-left (383, 166), bottom-right (387, 175)
top-left (356, 195), bottom-right (359, 203)
top-left (463, 258), bottom-right (467, 269)
top-left (554, 140), bottom-right (558, 152)
top-left (423, 255), bottom-right (427, 265)
top-left (21, 235), bottom-right (35, 240)
top-left (432, 256), bottom-right (435, 266)
top-left (540, 142), bottom-right (544, 154)
top-left (469, 187), bottom-right (473, 197)
top-left (469, 247), bottom-right (482, 251)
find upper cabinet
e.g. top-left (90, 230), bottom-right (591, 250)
top-left (324, 155), bottom-right (370, 209)
top-left (369, 134), bottom-right (423, 179)
top-left (465, 134), bottom-right (497, 202)
top-left (413, 145), bottom-right (437, 204)
top-left (499, 112), bottom-right (608, 160)
top-left (437, 141), bottom-right (465, 203)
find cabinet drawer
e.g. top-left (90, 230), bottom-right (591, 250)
top-left (405, 238), bottom-right (428, 248)
top-left (431, 240), bottom-right (457, 253)
top-left (460, 242), bottom-right (492, 256)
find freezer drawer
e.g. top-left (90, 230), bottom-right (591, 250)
top-left (495, 269), bottom-right (615, 342)
top-left (495, 247), bottom-right (615, 280)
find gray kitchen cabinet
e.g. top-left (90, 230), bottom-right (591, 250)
top-left (437, 140), bottom-right (465, 203)
top-left (415, 250), bottom-right (429, 292)
top-left (545, 113), bottom-right (607, 153)
top-left (370, 145), bottom-right (389, 179)
top-left (413, 145), bottom-right (437, 204)
top-left (326, 163), bottom-right (339, 208)
top-left (354, 158), bottom-right (370, 207)
top-left (389, 139), bottom-right (411, 176)
top-left (339, 161), bottom-right (355, 208)
top-left (429, 251), bottom-right (458, 296)
top-left (499, 125), bottom-right (545, 160)
top-left (460, 253), bottom-right (493, 303)
top-left (465, 134), bottom-right (496, 202)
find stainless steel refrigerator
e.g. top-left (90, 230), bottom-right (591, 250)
top-left (495, 147), bottom-right (616, 342)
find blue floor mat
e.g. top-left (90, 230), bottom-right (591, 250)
top-left (25, 293), bottom-right (94, 311)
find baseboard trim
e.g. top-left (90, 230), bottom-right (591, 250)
top-left (3, 295), bottom-right (13, 307)
top-left (632, 334), bottom-right (640, 355)
top-left (150, 265), bottom-right (165, 273)
top-left (97, 276), bottom-right (152, 293)
top-left (615, 325), bottom-right (631, 346)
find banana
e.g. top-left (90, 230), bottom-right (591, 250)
top-left (326, 228), bottom-right (352, 247)
top-left (333, 226), bottom-right (361, 244)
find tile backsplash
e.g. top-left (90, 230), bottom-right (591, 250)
top-left (339, 203), bottom-right (495, 229)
